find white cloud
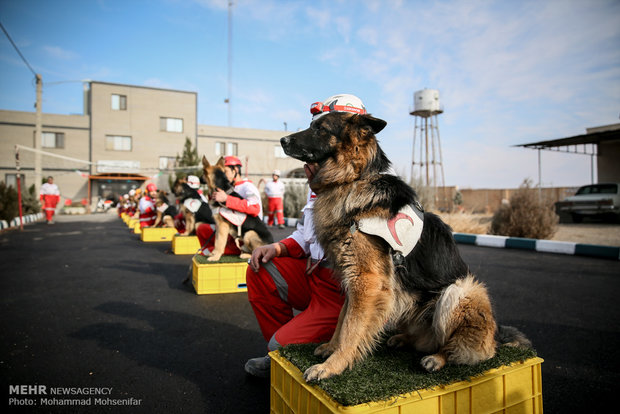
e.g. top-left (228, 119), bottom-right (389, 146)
top-left (43, 46), bottom-right (78, 60)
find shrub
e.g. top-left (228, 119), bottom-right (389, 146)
top-left (0, 182), bottom-right (41, 222)
top-left (283, 181), bottom-right (308, 219)
top-left (0, 181), bottom-right (18, 221)
top-left (490, 179), bottom-right (558, 239)
top-left (21, 184), bottom-right (41, 215)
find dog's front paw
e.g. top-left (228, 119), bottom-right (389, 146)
top-left (303, 363), bottom-right (334, 382)
top-left (421, 354), bottom-right (446, 372)
top-left (207, 253), bottom-right (222, 262)
top-left (313, 343), bottom-right (336, 358)
top-left (387, 334), bottom-right (407, 348)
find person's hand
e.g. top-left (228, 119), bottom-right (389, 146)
top-left (212, 188), bottom-right (228, 204)
top-left (249, 243), bottom-right (283, 272)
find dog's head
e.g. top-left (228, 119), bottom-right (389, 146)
top-left (155, 190), bottom-right (169, 206)
top-left (201, 156), bottom-right (232, 193)
top-left (171, 178), bottom-right (185, 197)
top-left (280, 112), bottom-right (389, 190)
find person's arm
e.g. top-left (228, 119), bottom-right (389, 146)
top-left (224, 194), bottom-right (261, 217)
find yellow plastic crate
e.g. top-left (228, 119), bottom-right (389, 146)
top-left (141, 227), bottom-right (178, 242)
top-left (128, 218), bottom-right (138, 228)
top-left (270, 351), bottom-right (543, 414)
top-left (133, 222), bottom-right (142, 234)
top-left (191, 256), bottom-right (248, 294)
top-left (172, 235), bottom-right (202, 255)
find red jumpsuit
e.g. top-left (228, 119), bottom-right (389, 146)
top-left (138, 195), bottom-right (156, 228)
top-left (265, 179), bottom-right (285, 226)
top-left (39, 182), bottom-right (60, 222)
top-left (246, 192), bottom-right (345, 351)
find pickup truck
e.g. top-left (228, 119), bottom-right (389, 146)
top-left (555, 183), bottom-right (620, 223)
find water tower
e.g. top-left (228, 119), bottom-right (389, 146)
top-left (410, 88), bottom-right (446, 207)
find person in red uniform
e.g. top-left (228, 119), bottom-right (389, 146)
top-left (264, 169), bottom-right (286, 228)
top-left (40, 176), bottom-right (60, 224)
top-left (243, 94), bottom-right (368, 378)
top-left (138, 183), bottom-right (158, 228)
top-left (196, 155), bottom-right (263, 256)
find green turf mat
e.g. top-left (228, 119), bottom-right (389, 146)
top-left (194, 254), bottom-right (248, 264)
top-left (280, 342), bottom-right (537, 406)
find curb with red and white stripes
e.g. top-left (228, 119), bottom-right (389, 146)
top-left (453, 233), bottom-right (620, 260)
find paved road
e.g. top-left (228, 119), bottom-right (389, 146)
top-left (1, 214), bottom-right (618, 413)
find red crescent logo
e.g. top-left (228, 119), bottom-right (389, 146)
top-left (387, 213), bottom-right (414, 246)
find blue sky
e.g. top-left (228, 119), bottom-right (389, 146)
top-left (1, 0), bottom-right (619, 189)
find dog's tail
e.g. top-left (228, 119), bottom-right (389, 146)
top-left (496, 325), bottom-right (532, 348)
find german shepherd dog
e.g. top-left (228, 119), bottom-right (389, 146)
top-left (201, 156), bottom-right (274, 261)
top-left (280, 111), bottom-right (530, 382)
top-left (172, 177), bottom-right (214, 235)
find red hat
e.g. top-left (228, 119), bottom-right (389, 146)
top-left (146, 183), bottom-right (157, 192)
top-left (224, 156), bottom-right (242, 167)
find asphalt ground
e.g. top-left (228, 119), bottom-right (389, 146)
top-left (1, 214), bottom-right (619, 413)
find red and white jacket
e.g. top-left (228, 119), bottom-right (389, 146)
top-left (225, 178), bottom-right (264, 219)
top-left (138, 195), bottom-right (156, 227)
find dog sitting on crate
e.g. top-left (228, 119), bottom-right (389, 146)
top-left (278, 94), bottom-right (530, 382)
top-left (201, 155), bottom-right (273, 261)
top-left (172, 175), bottom-right (214, 236)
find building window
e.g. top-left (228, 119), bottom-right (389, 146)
top-left (159, 156), bottom-right (177, 170)
top-left (160, 117), bottom-right (183, 133)
top-left (105, 135), bottom-right (132, 151)
top-left (5, 174), bottom-right (24, 189)
top-left (274, 145), bottom-right (287, 158)
top-left (41, 132), bottom-right (64, 148)
top-left (215, 141), bottom-right (238, 156)
top-left (226, 142), bottom-right (238, 156)
top-left (111, 94), bottom-right (127, 110)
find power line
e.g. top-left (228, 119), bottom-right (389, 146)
top-left (0, 20), bottom-right (37, 77)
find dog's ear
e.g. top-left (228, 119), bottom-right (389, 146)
top-left (216, 156), bottom-right (226, 168)
top-left (202, 155), bottom-right (210, 168)
top-left (360, 114), bottom-right (387, 134)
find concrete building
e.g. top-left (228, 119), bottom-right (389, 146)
top-left (0, 81), bottom-right (302, 206)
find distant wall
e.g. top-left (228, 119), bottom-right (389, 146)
top-left (432, 186), bottom-right (579, 213)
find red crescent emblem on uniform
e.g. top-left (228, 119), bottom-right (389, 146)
top-left (387, 213), bottom-right (415, 246)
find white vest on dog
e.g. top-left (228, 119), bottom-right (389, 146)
top-left (356, 204), bottom-right (424, 257)
top-left (216, 206), bottom-right (247, 227)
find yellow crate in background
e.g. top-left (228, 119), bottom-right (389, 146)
top-left (133, 222), bottom-right (142, 234)
top-left (270, 350), bottom-right (543, 414)
top-left (172, 235), bottom-right (201, 254)
top-left (128, 218), bottom-right (138, 228)
top-left (191, 256), bottom-right (248, 294)
top-left (141, 227), bottom-right (178, 242)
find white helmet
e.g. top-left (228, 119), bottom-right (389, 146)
top-left (187, 175), bottom-right (200, 189)
top-left (310, 94), bottom-right (367, 120)
top-left (272, 170), bottom-right (281, 176)
top-left (129, 189), bottom-right (136, 196)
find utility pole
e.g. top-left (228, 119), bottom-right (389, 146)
top-left (34, 74), bottom-right (42, 196)
top-left (226, 1), bottom-right (233, 127)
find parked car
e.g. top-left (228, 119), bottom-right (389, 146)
top-left (555, 183), bottom-right (620, 223)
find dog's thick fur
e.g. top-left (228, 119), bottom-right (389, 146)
top-left (280, 112), bottom-right (530, 382)
top-left (201, 156), bottom-right (274, 261)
